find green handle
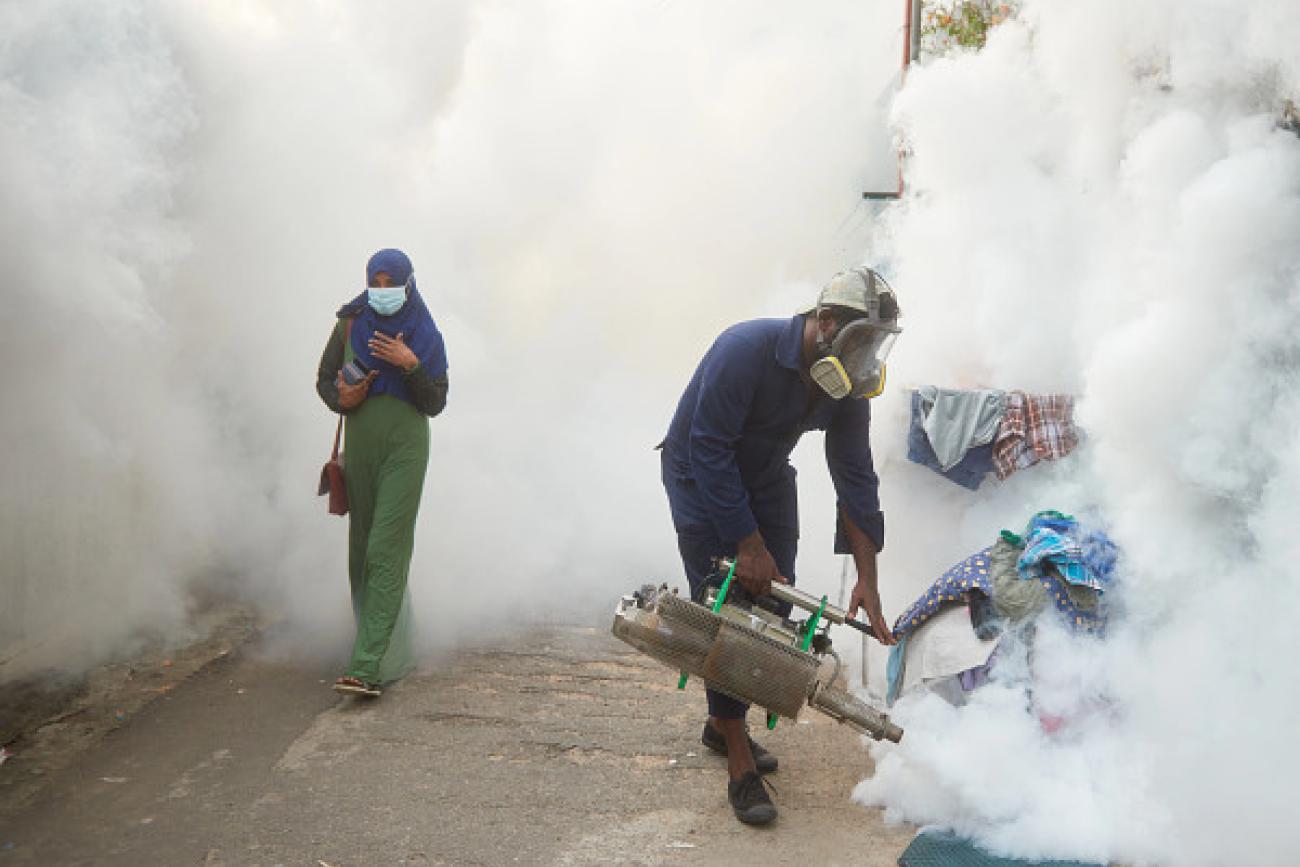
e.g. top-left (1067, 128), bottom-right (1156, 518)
top-left (800, 595), bottom-right (829, 651)
top-left (711, 559), bottom-right (737, 613)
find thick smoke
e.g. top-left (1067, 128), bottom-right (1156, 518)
top-left (0, 2), bottom-right (212, 675)
top-left (10, 2), bottom-right (1295, 862)
top-left (0, 1), bottom-right (902, 674)
top-left (854, 2), bottom-right (1300, 865)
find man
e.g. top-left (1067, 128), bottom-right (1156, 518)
top-left (658, 267), bottom-right (900, 826)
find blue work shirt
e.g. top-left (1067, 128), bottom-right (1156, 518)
top-left (660, 315), bottom-right (885, 553)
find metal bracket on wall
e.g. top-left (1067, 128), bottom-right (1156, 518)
top-left (862, 0), bottom-right (923, 201)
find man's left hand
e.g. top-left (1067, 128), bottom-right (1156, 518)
top-left (369, 331), bottom-right (419, 372)
top-left (847, 580), bottom-right (896, 645)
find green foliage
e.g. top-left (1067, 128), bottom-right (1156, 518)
top-left (921, 1), bottom-right (1016, 53)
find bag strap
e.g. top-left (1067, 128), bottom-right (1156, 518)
top-left (330, 416), bottom-right (343, 461)
top-left (331, 318), bottom-right (355, 460)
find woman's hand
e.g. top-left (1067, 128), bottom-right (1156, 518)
top-left (368, 331), bottom-right (419, 372)
top-left (336, 370), bottom-right (377, 410)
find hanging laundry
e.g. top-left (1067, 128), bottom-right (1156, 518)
top-left (893, 546), bottom-right (994, 638)
top-left (917, 386), bottom-right (1007, 470)
top-left (992, 391), bottom-right (1079, 480)
top-left (907, 392), bottom-right (997, 490)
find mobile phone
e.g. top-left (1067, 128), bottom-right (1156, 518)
top-left (342, 358), bottom-right (371, 385)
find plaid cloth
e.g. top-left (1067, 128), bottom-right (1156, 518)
top-left (992, 391), bottom-right (1079, 480)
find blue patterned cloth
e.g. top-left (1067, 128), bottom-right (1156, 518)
top-left (1016, 512), bottom-right (1118, 591)
top-left (1007, 511), bottom-right (1117, 633)
top-left (893, 547), bottom-right (994, 638)
top-left (1038, 575), bottom-right (1106, 633)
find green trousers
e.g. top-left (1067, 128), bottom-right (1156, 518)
top-left (343, 393), bottom-right (429, 683)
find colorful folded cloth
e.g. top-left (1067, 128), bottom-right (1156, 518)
top-left (900, 513), bottom-right (1119, 645)
top-left (992, 392), bottom-right (1079, 480)
top-left (1015, 511), bottom-right (1117, 592)
top-left (998, 511), bottom-right (1117, 633)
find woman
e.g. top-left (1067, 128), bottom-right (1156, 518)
top-left (316, 248), bottom-right (448, 697)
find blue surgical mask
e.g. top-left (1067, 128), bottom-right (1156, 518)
top-left (367, 285), bottom-right (407, 316)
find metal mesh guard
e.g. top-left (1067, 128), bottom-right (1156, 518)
top-left (701, 622), bottom-right (816, 718)
top-left (613, 593), bottom-right (819, 719)
top-left (610, 603), bottom-right (712, 673)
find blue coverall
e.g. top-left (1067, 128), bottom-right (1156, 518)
top-left (660, 314), bottom-right (885, 719)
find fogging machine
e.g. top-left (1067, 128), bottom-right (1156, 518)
top-left (611, 557), bottom-right (902, 742)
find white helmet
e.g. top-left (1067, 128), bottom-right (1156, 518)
top-left (805, 267), bottom-right (901, 400)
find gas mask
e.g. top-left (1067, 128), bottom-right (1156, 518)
top-left (810, 317), bottom-right (900, 400)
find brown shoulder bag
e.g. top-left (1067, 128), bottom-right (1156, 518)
top-left (318, 319), bottom-right (352, 516)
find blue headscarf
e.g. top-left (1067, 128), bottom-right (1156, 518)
top-left (337, 248), bottom-right (449, 407)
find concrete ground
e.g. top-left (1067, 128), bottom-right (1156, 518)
top-left (0, 624), bottom-right (913, 866)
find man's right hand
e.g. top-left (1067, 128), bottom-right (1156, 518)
top-left (734, 530), bottom-right (788, 597)
top-left (336, 370), bottom-right (377, 411)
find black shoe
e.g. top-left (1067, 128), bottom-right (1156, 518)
top-left (727, 771), bottom-right (777, 826)
top-left (701, 723), bottom-right (779, 774)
